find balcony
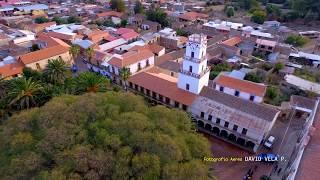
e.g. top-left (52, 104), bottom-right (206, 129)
top-left (184, 55), bottom-right (206, 63)
top-left (180, 67), bottom-right (210, 79)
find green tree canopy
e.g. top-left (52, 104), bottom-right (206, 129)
top-left (146, 8), bottom-right (169, 27)
top-left (75, 72), bottom-right (110, 94)
top-left (251, 10), bottom-right (267, 24)
top-left (0, 92), bottom-right (212, 179)
top-left (110, 0), bottom-right (126, 12)
top-left (134, 0), bottom-right (144, 14)
top-left (43, 58), bottom-right (70, 85)
top-left (34, 16), bottom-right (49, 24)
top-left (285, 35), bottom-right (309, 47)
top-left (225, 6), bottom-right (235, 17)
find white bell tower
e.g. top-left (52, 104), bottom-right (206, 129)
top-left (178, 34), bottom-right (210, 94)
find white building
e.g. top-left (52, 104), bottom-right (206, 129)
top-left (214, 73), bottom-right (267, 103)
top-left (126, 34), bottom-right (279, 152)
top-left (177, 34), bottom-right (210, 94)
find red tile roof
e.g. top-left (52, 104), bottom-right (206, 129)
top-left (0, 62), bottom-right (24, 78)
top-left (19, 45), bottom-right (69, 65)
top-left (87, 30), bottom-right (109, 43)
top-left (108, 49), bottom-right (154, 68)
top-left (115, 28), bottom-right (134, 35)
top-left (129, 44), bottom-right (164, 55)
top-left (222, 36), bottom-right (242, 46)
top-left (129, 67), bottom-right (196, 106)
top-left (178, 12), bottom-right (209, 21)
top-left (121, 31), bottom-right (139, 40)
top-left (97, 11), bottom-right (123, 18)
top-left (215, 74), bottom-right (267, 97)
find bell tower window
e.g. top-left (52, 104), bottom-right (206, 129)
top-left (191, 51), bottom-right (194, 58)
top-left (189, 66), bottom-right (192, 73)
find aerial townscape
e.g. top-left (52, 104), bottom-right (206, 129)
top-left (0, 0), bottom-right (320, 179)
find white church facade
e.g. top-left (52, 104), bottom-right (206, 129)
top-left (127, 34), bottom-right (280, 152)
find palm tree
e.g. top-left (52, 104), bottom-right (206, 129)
top-left (119, 67), bottom-right (131, 90)
top-left (0, 77), bottom-right (8, 98)
top-left (85, 47), bottom-right (95, 63)
top-left (7, 77), bottom-right (43, 110)
top-left (75, 72), bottom-right (109, 94)
top-left (69, 44), bottom-right (81, 62)
top-left (43, 58), bottom-right (70, 85)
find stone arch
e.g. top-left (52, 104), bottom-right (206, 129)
top-left (212, 127), bottom-right (220, 135)
top-left (228, 133), bottom-right (237, 142)
top-left (205, 123), bottom-right (212, 131)
top-left (197, 120), bottom-right (204, 128)
top-left (236, 137), bottom-right (246, 146)
top-left (246, 141), bottom-right (255, 149)
top-left (220, 130), bottom-right (228, 138)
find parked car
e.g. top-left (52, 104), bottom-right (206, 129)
top-left (264, 135), bottom-right (275, 149)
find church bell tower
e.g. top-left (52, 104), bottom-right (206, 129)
top-left (177, 34), bottom-right (210, 94)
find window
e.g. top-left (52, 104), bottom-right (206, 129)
top-left (175, 101), bottom-right (179, 108)
top-left (219, 86), bottom-right (224, 92)
top-left (140, 87), bottom-right (144, 93)
top-left (182, 104), bottom-right (187, 111)
top-left (189, 66), bottom-right (192, 73)
top-left (134, 84), bottom-right (138, 90)
top-left (186, 83), bottom-right (190, 90)
top-left (235, 91), bottom-right (240, 97)
top-left (138, 63), bottom-right (141, 70)
top-left (146, 59), bottom-right (150, 66)
top-left (112, 66), bottom-right (115, 73)
top-left (146, 89), bottom-right (150, 96)
top-left (261, 45), bottom-right (265, 49)
top-left (159, 95), bottom-right (163, 102)
top-left (233, 125), bottom-right (238, 131)
top-left (129, 82), bottom-right (133, 88)
top-left (191, 51), bottom-right (194, 58)
top-left (165, 97), bottom-right (170, 104)
top-left (242, 128), bottom-right (247, 135)
top-left (208, 115), bottom-right (212, 121)
top-left (224, 121), bottom-right (229, 128)
top-left (170, 72), bottom-right (174, 76)
top-left (36, 63), bottom-right (41, 70)
top-left (250, 95), bottom-right (255, 101)
top-left (200, 112), bottom-right (204, 118)
top-left (216, 118), bottom-right (220, 124)
top-left (152, 92), bottom-right (157, 98)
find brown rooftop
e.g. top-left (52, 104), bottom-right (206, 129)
top-left (129, 67), bottom-right (196, 106)
top-left (215, 74), bottom-right (267, 97)
top-left (108, 49), bottom-right (154, 68)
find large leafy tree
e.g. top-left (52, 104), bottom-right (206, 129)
top-left (134, 0), bottom-right (144, 14)
top-left (75, 72), bottom-right (110, 93)
top-left (110, 0), bottom-right (126, 12)
top-left (0, 92), bottom-right (212, 179)
top-left (119, 67), bottom-right (131, 90)
top-left (43, 58), bottom-right (70, 85)
top-left (6, 77), bottom-right (43, 110)
top-left (146, 7), bottom-right (169, 27)
top-left (290, 0), bottom-right (320, 20)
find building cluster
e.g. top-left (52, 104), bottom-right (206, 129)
top-left (0, 0), bottom-right (319, 153)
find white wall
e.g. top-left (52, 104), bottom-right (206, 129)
top-left (215, 84), bottom-right (263, 103)
top-left (177, 70), bottom-right (209, 94)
